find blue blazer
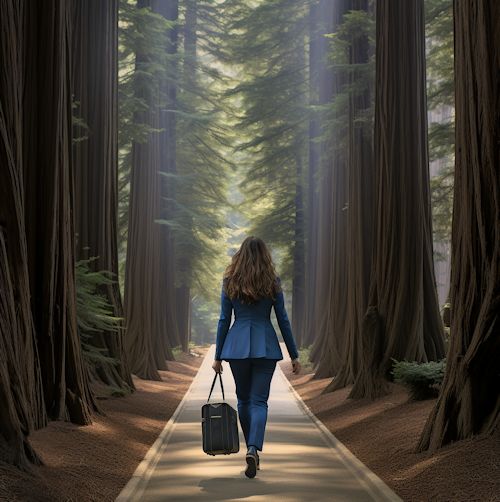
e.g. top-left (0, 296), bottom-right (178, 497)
top-left (214, 277), bottom-right (299, 361)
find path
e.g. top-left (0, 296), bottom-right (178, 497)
top-left (116, 344), bottom-right (402, 502)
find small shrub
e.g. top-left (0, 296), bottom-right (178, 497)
top-left (297, 345), bottom-right (315, 373)
top-left (109, 387), bottom-right (128, 398)
top-left (171, 345), bottom-right (181, 359)
top-left (391, 358), bottom-right (446, 400)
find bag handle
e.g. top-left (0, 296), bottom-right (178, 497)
top-left (207, 371), bottom-right (225, 403)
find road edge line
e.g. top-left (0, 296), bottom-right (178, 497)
top-left (115, 346), bottom-right (211, 502)
top-left (276, 358), bottom-right (403, 502)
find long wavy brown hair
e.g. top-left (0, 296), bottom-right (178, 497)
top-left (222, 236), bottom-right (282, 304)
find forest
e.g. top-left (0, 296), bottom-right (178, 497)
top-left (0, 0), bottom-right (498, 500)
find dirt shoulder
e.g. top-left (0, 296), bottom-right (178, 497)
top-left (0, 345), bottom-right (210, 502)
top-left (279, 361), bottom-right (500, 502)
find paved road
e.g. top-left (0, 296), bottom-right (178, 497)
top-left (116, 344), bottom-right (402, 502)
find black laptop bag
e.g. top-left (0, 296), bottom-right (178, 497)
top-left (201, 371), bottom-right (240, 455)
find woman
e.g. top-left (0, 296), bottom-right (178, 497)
top-left (212, 236), bottom-right (301, 479)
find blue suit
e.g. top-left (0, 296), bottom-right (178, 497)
top-left (214, 277), bottom-right (299, 452)
top-left (214, 277), bottom-right (299, 361)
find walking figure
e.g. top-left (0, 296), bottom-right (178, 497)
top-left (212, 236), bottom-right (302, 478)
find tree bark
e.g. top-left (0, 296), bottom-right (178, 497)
top-left (324, 0), bottom-right (374, 392)
top-left (71, 0), bottom-right (134, 391)
top-left (417, 0), bottom-right (500, 452)
top-left (310, 0), bottom-right (350, 379)
top-left (124, 0), bottom-right (180, 379)
top-left (350, 0), bottom-right (445, 398)
top-left (0, 1), bottom-right (47, 469)
top-left (22, 0), bottom-right (99, 423)
top-left (304, 0), bottom-right (323, 349)
top-left (155, 0), bottom-right (183, 356)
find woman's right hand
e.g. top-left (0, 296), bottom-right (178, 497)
top-left (291, 358), bottom-right (301, 374)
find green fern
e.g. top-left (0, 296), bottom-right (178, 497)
top-left (75, 257), bottom-right (122, 367)
top-left (391, 358), bottom-right (446, 400)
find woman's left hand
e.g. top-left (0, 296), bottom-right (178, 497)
top-left (212, 360), bottom-right (223, 373)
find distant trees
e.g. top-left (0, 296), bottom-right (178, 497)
top-left (122, 0), bottom-right (175, 380)
top-left (308, 0), bottom-right (350, 380)
top-left (173, 0), bottom-right (232, 339)
top-left (422, 0), bottom-right (455, 317)
top-left (223, 0), bottom-right (310, 343)
top-left (120, 0), bottom-right (230, 379)
top-left (426, 0), bottom-right (454, 301)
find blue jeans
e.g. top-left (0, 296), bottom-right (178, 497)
top-left (227, 358), bottom-right (277, 452)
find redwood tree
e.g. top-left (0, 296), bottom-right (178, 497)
top-left (418, 0), bottom-right (499, 451)
top-left (155, 0), bottom-right (183, 356)
top-left (71, 0), bottom-right (134, 391)
top-left (1, 1), bottom-right (99, 469)
top-left (350, 0), bottom-right (445, 398)
top-left (309, 0), bottom-right (350, 380)
top-left (0, 2), bottom-right (46, 469)
top-left (123, 0), bottom-right (177, 380)
top-left (23, 0), bottom-right (98, 423)
top-left (324, 0), bottom-right (375, 392)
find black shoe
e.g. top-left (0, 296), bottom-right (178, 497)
top-left (245, 446), bottom-right (258, 478)
top-left (248, 446), bottom-right (260, 468)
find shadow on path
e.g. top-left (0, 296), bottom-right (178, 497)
top-left (116, 344), bottom-right (402, 502)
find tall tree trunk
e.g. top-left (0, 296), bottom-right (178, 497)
top-left (22, 0), bottom-right (98, 422)
top-left (350, 0), bottom-right (445, 399)
top-left (171, 0), bottom-right (198, 355)
top-left (417, 0), bottom-right (500, 452)
top-left (291, 29), bottom-right (307, 348)
top-left (124, 0), bottom-right (164, 380)
top-left (324, 0), bottom-right (374, 393)
top-left (124, 0), bottom-right (180, 379)
top-left (304, 0), bottom-right (323, 349)
top-left (0, 2), bottom-right (46, 467)
top-left (292, 152), bottom-right (306, 348)
top-left (310, 0), bottom-right (350, 379)
top-left (0, 233), bottom-right (43, 469)
top-left (154, 0), bottom-right (184, 355)
top-left (71, 0), bottom-right (134, 391)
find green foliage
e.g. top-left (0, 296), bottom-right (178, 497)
top-left (391, 358), bottom-right (446, 401)
top-left (171, 345), bottom-right (183, 360)
top-left (425, 0), bottom-right (454, 253)
top-left (222, 0), bottom-right (310, 280)
top-left (75, 257), bottom-right (122, 367)
top-left (117, 0), bottom-right (175, 290)
top-left (118, 0), bottom-right (232, 312)
top-left (324, 6), bottom-right (375, 159)
top-left (164, 0), bottom-right (234, 293)
top-left (109, 386), bottom-right (129, 398)
top-left (297, 345), bottom-right (315, 373)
